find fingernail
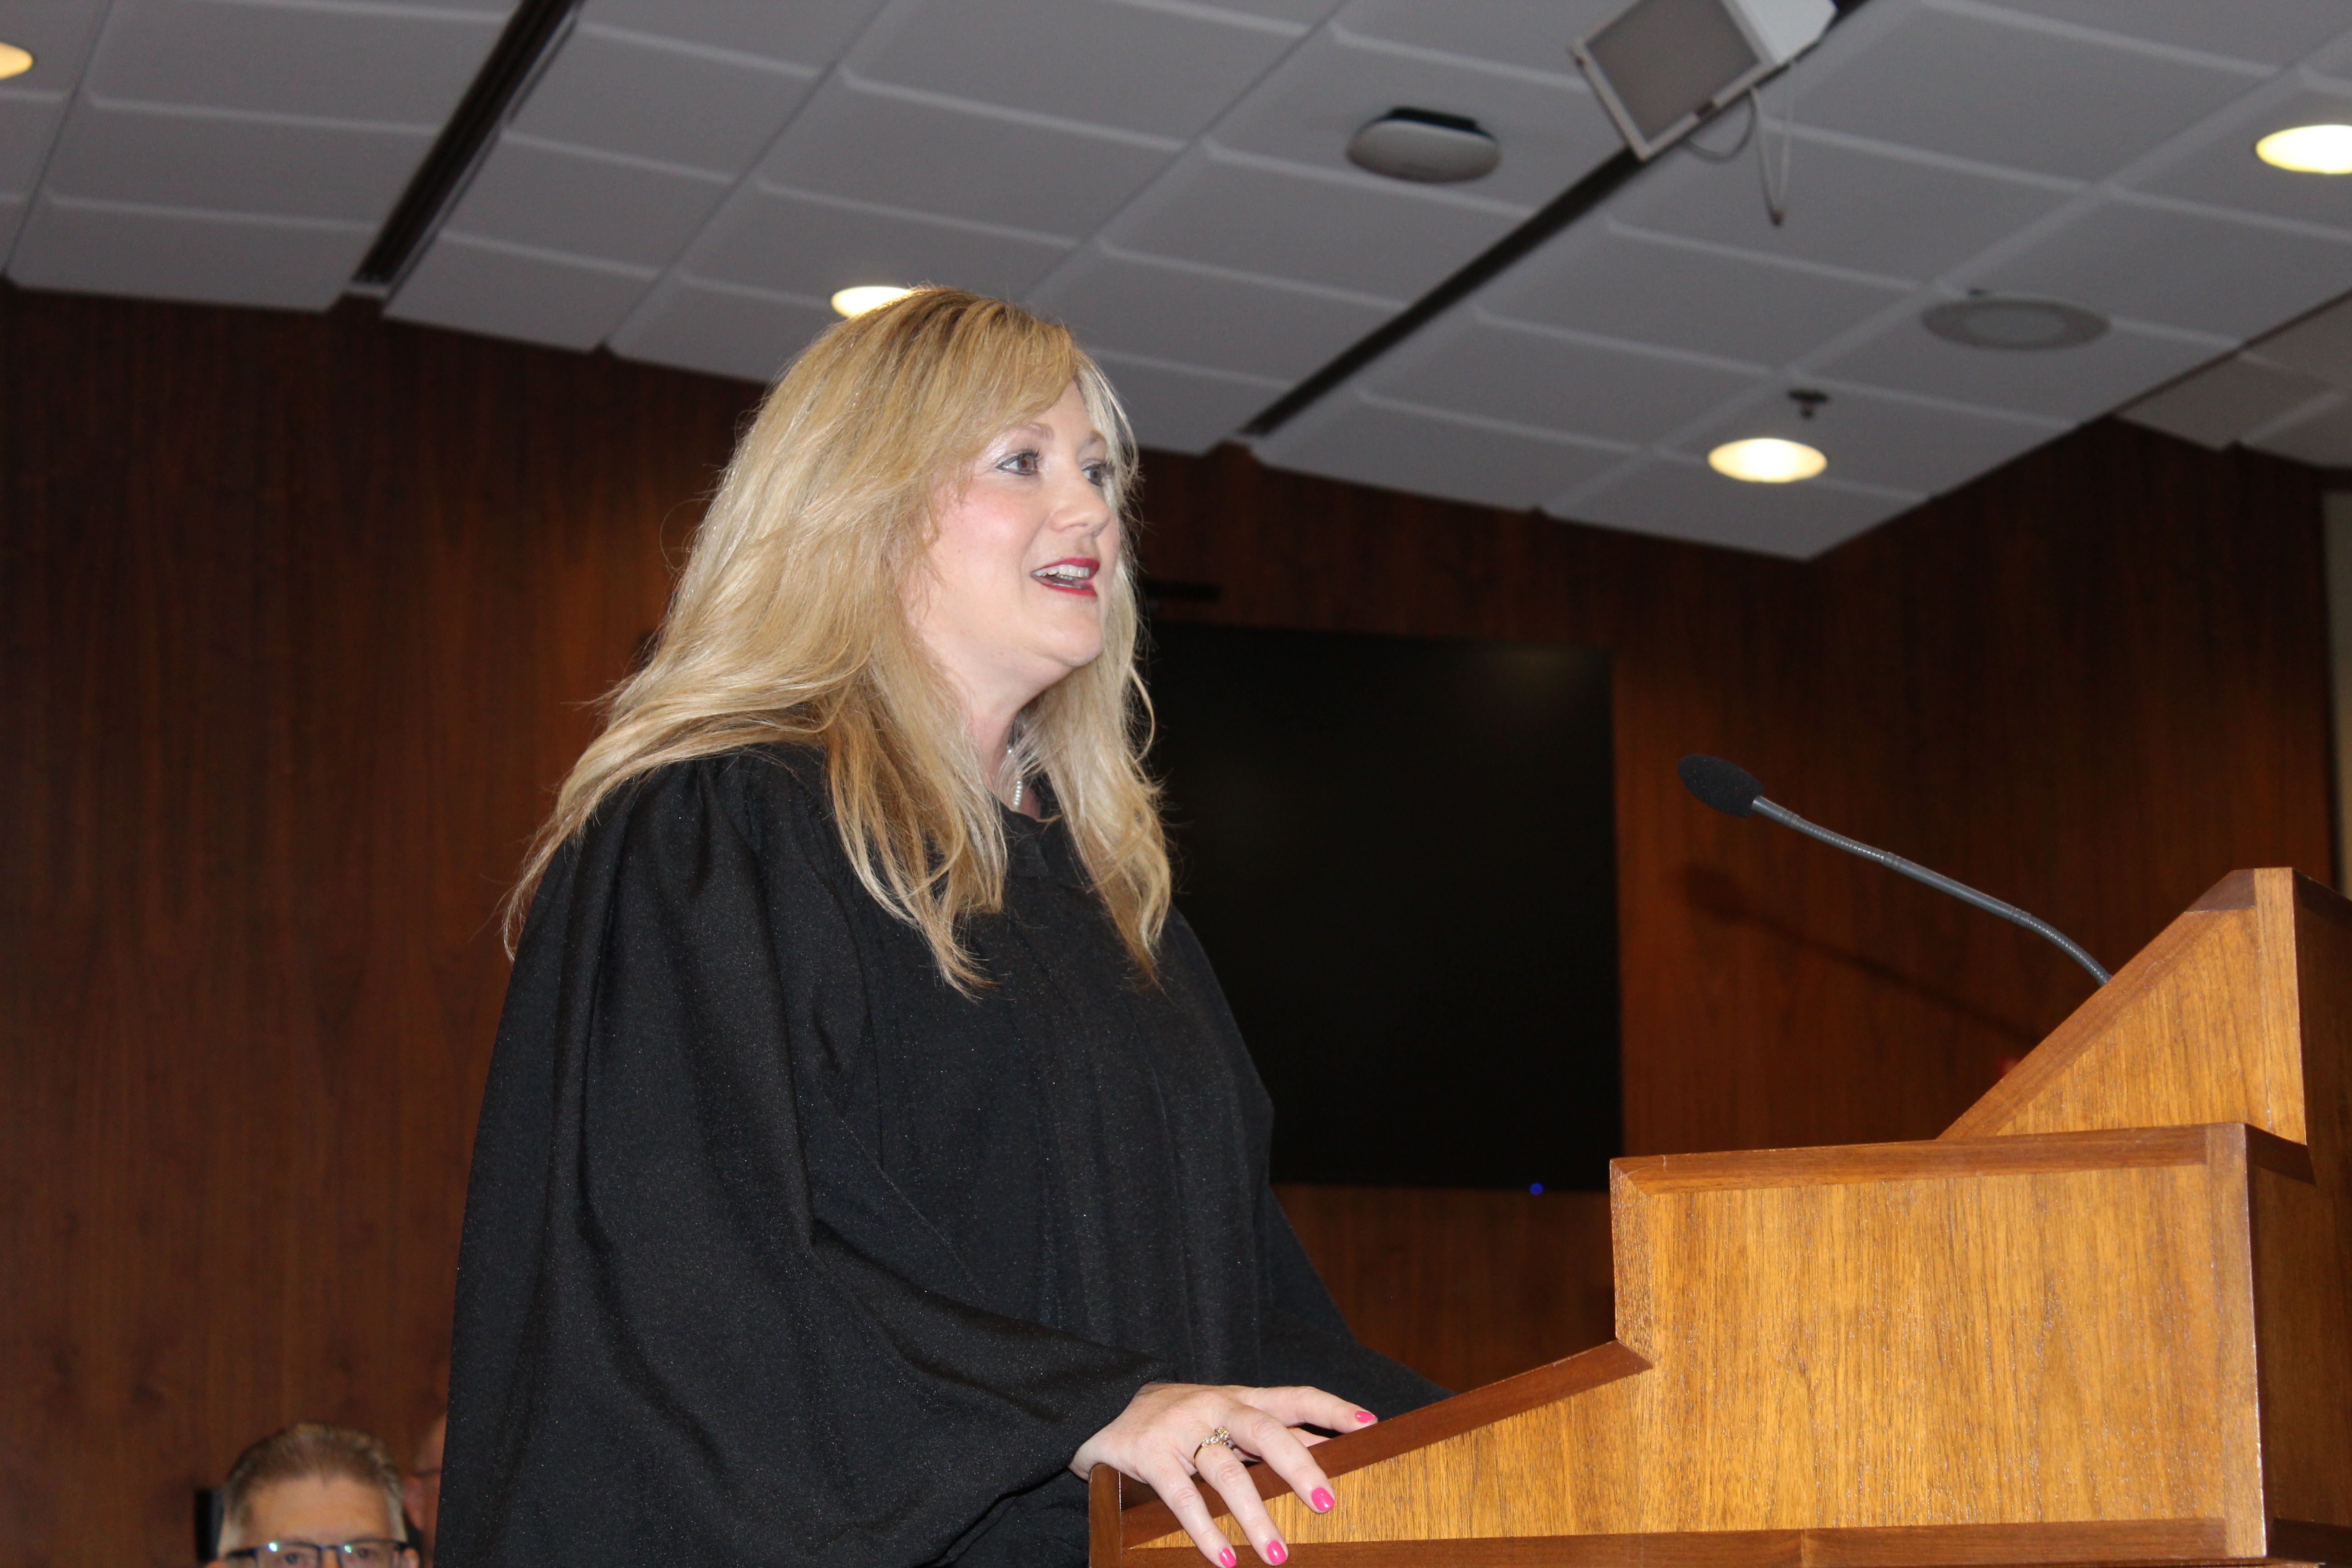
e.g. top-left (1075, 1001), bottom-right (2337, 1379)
top-left (1311, 1488), bottom-right (1335, 1512)
top-left (1220, 1551), bottom-right (1235, 1568)
top-left (1353, 1410), bottom-right (1375, 1424)
top-left (1266, 1542), bottom-right (1288, 1565)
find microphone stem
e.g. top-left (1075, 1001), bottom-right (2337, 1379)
top-left (1752, 797), bottom-right (2110, 986)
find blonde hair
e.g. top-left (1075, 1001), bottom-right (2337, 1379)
top-left (506, 289), bottom-right (1171, 988)
top-left (218, 1423), bottom-right (406, 1548)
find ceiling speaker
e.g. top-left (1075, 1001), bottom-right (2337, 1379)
top-left (1346, 108), bottom-right (1503, 184)
top-left (1573, 0), bottom-right (1835, 160)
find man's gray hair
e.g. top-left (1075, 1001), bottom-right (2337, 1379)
top-left (219, 1423), bottom-right (407, 1547)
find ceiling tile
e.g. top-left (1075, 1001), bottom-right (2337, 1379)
top-left (1485, 222), bottom-right (1911, 367)
top-left (1202, 0), bottom-right (1347, 24)
top-left (760, 78), bottom-right (1177, 238)
top-left (85, 0), bottom-right (503, 125)
top-left (1549, 455), bottom-right (1921, 559)
top-left (1257, 388), bottom-right (1630, 508)
top-left (609, 276), bottom-right (833, 383)
top-left (578, 0), bottom-right (886, 67)
top-left (1207, 24), bottom-right (1621, 211)
top-left (2125, 83), bottom-right (2352, 236)
top-left (1974, 0), bottom-right (2352, 68)
top-left (686, 182), bottom-right (1073, 301)
top-left (42, 101), bottom-right (431, 220)
top-left (1029, 246), bottom-right (1396, 381)
top-left (445, 135), bottom-right (730, 270)
top-left (1810, 307), bottom-right (2230, 420)
top-left (1666, 380), bottom-right (2063, 495)
top-left (1088, 348), bottom-right (1282, 455)
top-left (1367, 314), bottom-right (1762, 443)
top-left (1333, 0), bottom-right (1630, 76)
top-left (2242, 391), bottom-right (2352, 464)
top-left (1966, 194), bottom-right (2352, 338)
top-left (387, 233), bottom-right (657, 351)
top-left (1105, 144), bottom-right (1521, 299)
top-left (6, 192), bottom-right (372, 308)
top-left (848, 0), bottom-right (1303, 142)
top-left (1795, 4), bottom-right (2261, 182)
top-left (1609, 130), bottom-right (2075, 284)
top-left (2117, 354), bottom-right (2333, 449)
top-left (2248, 289), bottom-right (2352, 387)
top-left (0, 89), bottom-right (68, 196)
top-left (510, 23), bottom-right (818, 176)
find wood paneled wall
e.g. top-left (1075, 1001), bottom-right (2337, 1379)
top-left (0, 284), bottom-right (2330, 1567)
top-left (1275, 1188), bottom-right (1615, 1396)
top-left (1136, 431), bottom-right (2332, 1156)
top-left (0, 288), bottom-right (746, 1563)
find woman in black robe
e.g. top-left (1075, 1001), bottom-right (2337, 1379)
top-left (437, 290), bottom-right (1444, 1568)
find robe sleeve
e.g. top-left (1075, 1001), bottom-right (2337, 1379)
top-left (437, 756), bottom-right (1168, 1567)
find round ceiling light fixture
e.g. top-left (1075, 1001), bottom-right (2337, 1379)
top-left (831, 284), bottom-right (913, 318)
top-left (2256, 123), bottom-right (2352, 173)
top-left (1346, 108), bottom-right (1501, 184)
top-left (1921, 296), bottom-right (2108, 351)
top-left (1708, 437), bottom-right (1826, 484)
top-left (0, 41), bottom-right (33, 79)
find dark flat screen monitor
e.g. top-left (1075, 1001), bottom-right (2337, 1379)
top-left (1144, 621), bottom-right (1620, 1189)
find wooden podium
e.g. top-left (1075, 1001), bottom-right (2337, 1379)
top-left (1090, 868), bottom-right (2352, 1567)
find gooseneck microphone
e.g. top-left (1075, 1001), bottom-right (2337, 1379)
top-left (1677, 755), bottom-right (2109, 986)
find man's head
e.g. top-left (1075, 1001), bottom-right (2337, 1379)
top-left (214, 1424), bottom-right (411, 1565)
top-left (402, 1415), bottom-right (445, 1560)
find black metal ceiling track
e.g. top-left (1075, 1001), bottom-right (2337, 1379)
top-left (1240, 0), bottom-right (1877, 441)
top-left (1237, 147), bottom-right (1642, 438)
top-left (353, 0), bottom-right (585, 291)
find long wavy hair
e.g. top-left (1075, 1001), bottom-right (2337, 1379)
top-left (504, 289), bottom-right (1170, 988)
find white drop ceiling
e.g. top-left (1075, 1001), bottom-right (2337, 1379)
top-left (5, 0), bottom-right (2352, 556)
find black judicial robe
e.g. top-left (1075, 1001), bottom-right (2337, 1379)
top-left (437, 745), bottom-right (1443, 1567)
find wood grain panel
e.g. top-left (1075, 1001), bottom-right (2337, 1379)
top-left (1273, 1186), bottom-right (1615, 1394)
top-left (1121, 1518), bottom-right (2227, 1568)
top-left (1946, 871), bottom-right (2309, 1146)
top-left (2251, 1161), bottom-right (2352, 1535)
top-left (1132, 1132), bottom-right (2259, 1553)
top-left (0, 287), bottom-right (752, 1565)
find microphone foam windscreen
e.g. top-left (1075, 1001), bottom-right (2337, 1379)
top-left (1678, 754), bottom-right (1762, 817)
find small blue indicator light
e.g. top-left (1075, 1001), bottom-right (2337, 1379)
top-left (1529, 1182), bottom-right (1544, 1195)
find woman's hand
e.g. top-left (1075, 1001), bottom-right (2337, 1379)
top-left (1070, 1382), bottom-right (1377, 1566)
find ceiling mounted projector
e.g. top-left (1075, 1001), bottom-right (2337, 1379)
top-left (1346, 108), bottom-right (1502, 184)
top-left (1573, 0), bottom-right (1835, 161)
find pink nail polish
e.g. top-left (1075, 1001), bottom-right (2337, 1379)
top-left (1353, 1410), bottom-right (1374, 1424)
top-left (1266, 1543), bottom-right (1289, 1565)
top-left (1220, 1550), bottom-right (1235, 1568)
top-left (1311, 1487), bottom-right (1335, 1512)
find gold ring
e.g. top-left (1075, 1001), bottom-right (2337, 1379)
top-left (1194, 1426), bottom-right (1236, 1459)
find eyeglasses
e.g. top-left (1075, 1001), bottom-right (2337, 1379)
top-left (225, 1541), bottom-right (416, 1568)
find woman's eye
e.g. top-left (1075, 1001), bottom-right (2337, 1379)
top-left (998, 449), bottom-right (1042, 475)
top-left (1083, 463), bottom-right (1108, 488)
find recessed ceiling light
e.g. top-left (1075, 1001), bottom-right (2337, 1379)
top-left (2256, 123), bottom-right (2352, 174)
top-left (1709, 437), bottom-right (1825, 483)
top-left (831, 284), bottom-right (912, 318)
top-left (0, 41), bottom-right (33, 79)
top-left (1922, 296), bottom-right (2107, 351)
top-left (1346, 108), bottom-right (1501, 184)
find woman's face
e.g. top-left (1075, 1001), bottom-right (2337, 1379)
top-left (909, 382), bottom-right (1120, 720)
